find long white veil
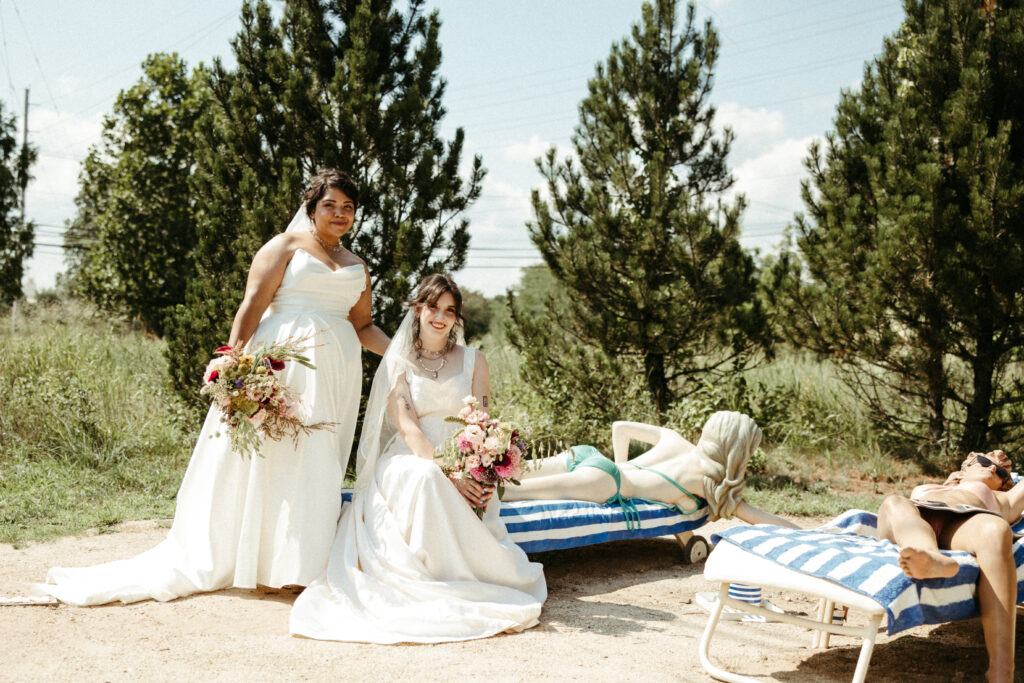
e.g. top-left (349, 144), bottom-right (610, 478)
top-left (285, 203), bottom-right (312, 234)
top-left (354, 303), bottom-right (466, 491)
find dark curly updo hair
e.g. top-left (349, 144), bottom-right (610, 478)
top-left (303, 169), bottom-right (359, 219)
top-left (409, 273), bottom-right (464, 350)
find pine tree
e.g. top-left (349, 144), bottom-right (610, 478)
top-left (64, 53), bottom-right (205, 334)
top-left (770, 0), bottom-right (1024, 460)
top-left (509, 0), bottom-right (765, 425)
top-left (0, 99), bottom-right (35, 305)
top-left (165, 0), bottom-right (483, 405)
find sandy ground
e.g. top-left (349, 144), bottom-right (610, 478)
top-left (1, 515), bottom-right (1018, 682)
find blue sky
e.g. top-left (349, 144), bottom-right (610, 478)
top-left (1, 0), bottom-right (904, 297)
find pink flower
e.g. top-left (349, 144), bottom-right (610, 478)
top-left (204, 355), bottom-right (233, 383)
top-left (457, 434), bottom-right (473, 453)
top-left (466, 454), bottom-right (481, 469)
top-left (248, 408), bottom-right (267, 427)
top-left (494, 446), bottom-right (522, 480)
top-left (464, 424), bottom-right (485, 448)
top-left (482, 435), bottom-right (501, 455)
top-left (469, 466), bottom-right (487, 483)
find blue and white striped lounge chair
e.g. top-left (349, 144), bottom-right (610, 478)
top-left (699, 509), bottom-right (1024, 683)
top-left (340, 490), bottom-right (713, 562)
top-left (499, 497), bottom-right (710, 560)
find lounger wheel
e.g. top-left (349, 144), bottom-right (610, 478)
top-left (682, 535), bottom-right (709, 564)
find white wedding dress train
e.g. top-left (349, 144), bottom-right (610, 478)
top-left (38, 249), bottom-right (365, 605)
top-left (290, 348), bottom-right (546, 643)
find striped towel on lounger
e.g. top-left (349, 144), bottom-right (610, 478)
top-left (711, 509), bottom-right (1024, 634)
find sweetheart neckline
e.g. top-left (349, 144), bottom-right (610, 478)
top-left (293, 247), bottom-right (364, 274)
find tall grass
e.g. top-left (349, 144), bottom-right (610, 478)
top-left (0, 301), bottom-right (196, 545)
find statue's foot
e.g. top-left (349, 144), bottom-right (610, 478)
top-left (897, 546), bottom-right (959, 579)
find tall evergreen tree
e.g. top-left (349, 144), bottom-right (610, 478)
top-left (770, 0), bottom-right (1024, 460)
top-left (0, 99), bottom-right (35, 305)
top-left (166, 0), bottom-right (482, 405)
top-left (65, 53), bottom-right (205, 334)
top-left (509, 0), bottom-right (765, 424)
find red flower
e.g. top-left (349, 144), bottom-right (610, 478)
top-left (268, 358), bottom-right (285, 371)
top-left (214, 345), bottom-right (232, 354)
top-left (208, 370), bottom-right (219, 382)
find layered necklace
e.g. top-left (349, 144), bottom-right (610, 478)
top-left (415, 343), bottom-right (449, 379)
top-left (309, 225), bottom-right (344, 255)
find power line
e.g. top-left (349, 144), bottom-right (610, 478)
top-left (9, 0), bottom-right (58, 112)
top-left (0, 1), bottom-right (16, 96)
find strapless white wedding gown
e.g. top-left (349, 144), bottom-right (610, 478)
top-left (38, 249), bottom-right (365, 605)
top-left (290, 349), bottom-right (547, 643)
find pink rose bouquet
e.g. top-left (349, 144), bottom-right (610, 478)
top-left (435, 396), bottom-right (528, 518)
top-left (199, 336), bottom-right (334, 458)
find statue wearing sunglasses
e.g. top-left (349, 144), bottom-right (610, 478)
top-left (877, 450), bottom-right (1023, 683)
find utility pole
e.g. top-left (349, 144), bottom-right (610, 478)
top-left (20, 88), bottom-right (28, 223)
top-left (13, 88), bottom-right (29, 328)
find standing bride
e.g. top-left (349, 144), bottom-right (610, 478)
top-left (38, 169), bottom-right (388, 606)
top-left (290, 274), bottom-right (546, 643)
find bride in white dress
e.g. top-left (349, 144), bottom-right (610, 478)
top-left (290, 274), bottom-right (546, 643)
top-left (38, 169), bottom-right (388, 606)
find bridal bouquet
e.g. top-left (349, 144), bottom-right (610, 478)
top-left (200, 337), bottom-right (334, 458)
top-left (436, 396), bottom-right (527, 518)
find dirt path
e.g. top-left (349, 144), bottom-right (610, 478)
top-left (0, 516), bottom-right (1011, 682)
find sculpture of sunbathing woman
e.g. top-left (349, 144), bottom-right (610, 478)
top-left (502, 411), bottom-right (797, 529)
top-left (876, 450), bottom-right (1023, 683)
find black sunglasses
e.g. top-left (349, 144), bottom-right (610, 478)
top-left (975, 454), bottom-right (1012, 482)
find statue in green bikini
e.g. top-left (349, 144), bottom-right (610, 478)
top-left (503, 411), bottom-right (797, 528)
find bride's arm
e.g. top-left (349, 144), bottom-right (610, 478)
top-left (471, 349), bottom-right (491, 411)
top-left (228, 235), bottom-right (294, 348)
top-left (386, 375), bottom-right (435, 461)
top-left (348, 264), bottom-right (389, 356)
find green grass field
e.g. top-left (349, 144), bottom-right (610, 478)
top-left (0, 302), bottom-right (195, 545)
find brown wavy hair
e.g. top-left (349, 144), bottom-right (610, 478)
top-left (409, 273), bottom-right (465, 346)
top-left (303, 169), bottom-right (359, 219)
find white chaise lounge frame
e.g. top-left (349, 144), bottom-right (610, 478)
top-left (700, 541), bottom-right (886, 683)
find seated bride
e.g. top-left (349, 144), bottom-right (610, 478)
top-left (503, 412), bottom-right (797, 529)
top-left (289, 274), bottom-right (546, 644)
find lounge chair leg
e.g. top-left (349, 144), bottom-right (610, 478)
top-left (851, 613), bottom-right (882, 683)
top-left (699, 583), bottom-right (759, 683)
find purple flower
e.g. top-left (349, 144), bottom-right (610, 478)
top-left (233, 378), bottom-right (244, 388)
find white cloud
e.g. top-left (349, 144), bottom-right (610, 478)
top-left (726, 135), bottom-right (818, 252)
top-left (716, 100), bottom-right (785, 161)
top-left (500, 135), bottom-right (553, 163)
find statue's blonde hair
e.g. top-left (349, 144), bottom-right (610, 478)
top-left (695, 411), bottom-right (762, 521)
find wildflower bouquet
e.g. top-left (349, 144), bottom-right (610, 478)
top-left (435, 396), bottom-right (527, 518)
top-left (199, 338), bottom-right (334, 458)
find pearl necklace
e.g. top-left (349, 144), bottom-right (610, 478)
top-left (415, 346), bottom-right (448, 379)
top-left (309, 226), bottom-right (343, 255)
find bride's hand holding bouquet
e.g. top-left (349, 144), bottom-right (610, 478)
top-left (436, 396), bottom-right (527, 518)
top-left (200, 337), bottom-right (335, 458)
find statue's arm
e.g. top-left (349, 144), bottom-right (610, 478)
top-left (611, 421), bottom-right (664, 463)
top-left (732, 501), bottom-right (800, 529)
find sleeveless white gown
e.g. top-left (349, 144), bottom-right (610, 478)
top-left (290, 348), bottom-right (547, 643)
top-left (38, 249), bottom-right (365, 605)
